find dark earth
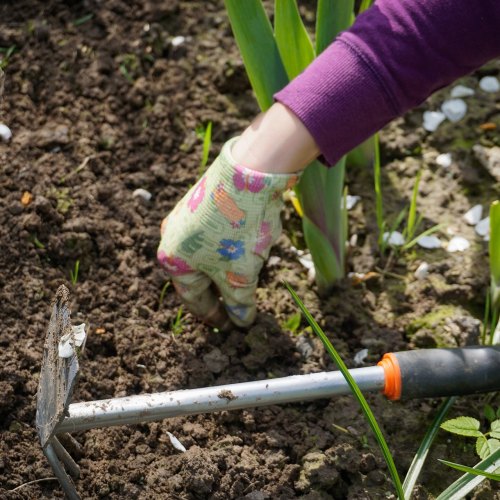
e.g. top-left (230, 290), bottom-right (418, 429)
top-left (0, 1), bottom-right (499, 498)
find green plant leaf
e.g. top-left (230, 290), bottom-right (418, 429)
top-left (438, 458), bottom-right (500, 481)
top-left (316, 0), bottom-right (354, 54)
top-left (441, 417), bottom-right (482, 437)
top-left (491, 419), bottom-right (500, 438)
top-left (485, 405), bottom-right (497, 423)
top-left (477, 437), bottom-right (500, 460)
top-left (403, 397), bottom-right (456, 498)
top-left (405, 169), bottom-right (422, 241)
top-left (274, 0), bottom-right (315, 79)
top-left (282, 311), bottom-right (302, 333)
top-left (284, 282), bottom-right (404, 499)
top-left (489, 201), bottom-right (500, 308)
top-left (224, 0), bottom-right (288, 110)
top-left (436, 448), bottom-right (500, 499)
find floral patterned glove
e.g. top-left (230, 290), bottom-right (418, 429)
top-left (157, 137), bottom-right (299, 328)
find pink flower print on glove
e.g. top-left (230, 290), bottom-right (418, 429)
top-left (253, 221), bottom-right (272, 256)
top-left (233, 165), bottom-right (268, 193)
top-left (187, 177), bottom-right (207, 213)
top-left (157, 251), bottom-right (193, 276)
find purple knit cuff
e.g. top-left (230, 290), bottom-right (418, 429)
top-left (274, 39), bottom-right (395, 167)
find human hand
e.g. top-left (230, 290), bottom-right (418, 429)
top-left (157, 138), bottom-right (299, 328)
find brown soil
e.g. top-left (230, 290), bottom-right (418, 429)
top-left (0, 1), bottom-right (499, 499)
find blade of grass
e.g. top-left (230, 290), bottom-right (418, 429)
top-left (489, 201), bottom-right (500, 310)
top-left (436, 448), bottom-right (500, 499)
top-left (284, 282), bottom-right (404, 499)
top-left (406, 169), bottom-right (422, 241)
top-left (373, 134), bottom-right (385, 248)
top-left (274, 0), bottom-right (315, 79)
top-left (402, 223), bottom-right (443, 251)
top-left (438, 459), bottom-right (500, 480)
top-left (481, 288), bottom-right (490, 345)
top-left (403, 397), bottom-right (456, 498)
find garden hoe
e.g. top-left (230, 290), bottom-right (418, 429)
top-left (37, 285), bottom-right (500, 499)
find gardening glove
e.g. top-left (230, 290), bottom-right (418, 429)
top-left (157, 137), bottom-right (299, 328)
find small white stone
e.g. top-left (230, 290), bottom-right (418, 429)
top-left (345, 195), bottom-right (361, 210)
top-left (354, 348), bottom-right (369, 366)
top-left (417, 235), bottom-right (442, 249)
top-left (436, 153), bottom-right (452, 168)
top-left (414, 262), bottom-right (429, 280)
top-left (383, 231), bottom-right (405, 246)
top-left (0, 123), bottom-right (12, 142)
top-left (441, 99), bottom-right (467, 123)
top-left (447, 236), bottom-right (470, 252)
top-left (167, 432), bottom-right (187, 453)
top-left (133, 188), bottom-right (152, 201)
top-left (423, 111), bottom-right (446, 132)
top-left (475, 217), bottom-right (490, 237)
top-left (450, 85), bottom-right (475, 98)
top-left (479, 76), bottom-right (500, 93)
top-left (463, 205), bottom-right (483, 225)
top-left (171, 36), bottom-right (186, 47)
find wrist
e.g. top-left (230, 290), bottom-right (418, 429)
top-left (231, 103), bottom-right (320, 174)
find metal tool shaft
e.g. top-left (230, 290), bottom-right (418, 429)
top-left (57, 366), bottom-right (385, 433)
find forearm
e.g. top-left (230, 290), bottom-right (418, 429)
top-left (239, 0), bottom-right (500, 170)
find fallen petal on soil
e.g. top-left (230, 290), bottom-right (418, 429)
top-left (354, 348), bottom-right (368, 366)
top-left (414, 262), bottom-right (429, 280)
top-left (133, 188), bottom-right (152, 201)
top-left (0, 123), bottom-right (12, 142)
top-left (417, 235), bottom-right (442, 249)
top-left (479, 76), bottom-right (500, 93)
top-left (450, 85), bottom-right (475, 98)
top-left (423, 111), bottom-right (446, 132)
top-left (447, 236), bottom-right (470, 252)
top-left (436, 153), bottom-right (452, 168)
top-left (463, 204), bottom-right (483, 225)
top-left (441, 99), bottom-right (467, 122)
top-left (383, 231), bottom-right (405, 246)
top-left (475, 217), bottom-right (490, 237)
top-left (167, 431), bottom-right (187, 452)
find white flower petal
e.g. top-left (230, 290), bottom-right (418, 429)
top-left (423, 111), bottom-right (446, 132)
top-left (58, 337), bottom-right (75, 358)
top-left (479, 76), bottom-right (500, 93)
top-left (450, 85), bottom-right (475, 98)
top-left (475, 217), bottom-right (490, 237)
top-left (298, 253), bottom-right (314, 270)
top-left (463, 205), bottom-right (483, 225)
top-left (167, 432), bottom-right (187, 452)
top-left (171, 36), bottom-right (186, 47)
top-left (354, 349), bottom-right (368, 367)
top-left (72, 324), bottom-right (86, 346)
top-left (417, 235), bottom-right (442, 249)
top-left (133, 188), bottom-right (152, 201)
top-left (0, 123), bottom-right (12, 142)
top-left (441, 99), bottom-right (467, 123)
top-left (383, 231), bottom-right (405, 246)
top-left (436, 153), bottom-right (452, 168)
top-left (414, 262), bottom-right (429, 280)
top-left (447, 236), bottom-right (470, 252)
top-left (345, 195), bottom-right (361, 210)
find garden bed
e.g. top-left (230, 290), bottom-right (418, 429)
top-left (0, 1), bottom-right (499, 498)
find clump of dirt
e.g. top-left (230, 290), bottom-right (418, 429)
top-left (0, 1), bottom-right (499, 499)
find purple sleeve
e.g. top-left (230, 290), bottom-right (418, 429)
top-left (274, 0), bottom-right (500, 166)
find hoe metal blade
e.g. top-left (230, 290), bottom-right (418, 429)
top-left (36, 285), bottom-right (83, 500)
top-left (36, 285), bottom-right (81, 447)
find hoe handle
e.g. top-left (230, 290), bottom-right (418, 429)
top-left (378, 346), bottom-right (500, 400)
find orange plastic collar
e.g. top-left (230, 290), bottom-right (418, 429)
top-left (378, 353), bottom-right (402, 400)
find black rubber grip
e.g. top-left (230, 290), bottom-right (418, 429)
top-left (394, 346), bottom-right (500, 399)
